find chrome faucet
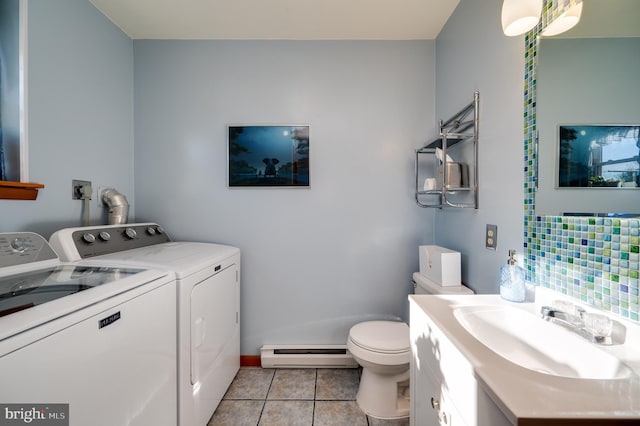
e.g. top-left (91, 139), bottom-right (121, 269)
top-left (540, 305), bottom-right (585, 324)
top-left (541, 305), bottom-right (612, 345)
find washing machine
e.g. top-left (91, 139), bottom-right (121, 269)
top-left (0, 232), bottom-right (177, 426)
top-left (50, 223), bottom-right (240, 426)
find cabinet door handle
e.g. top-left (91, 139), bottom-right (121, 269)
top-left (431, 397), bottom-right (440, 411)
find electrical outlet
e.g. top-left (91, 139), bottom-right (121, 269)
top-left (486, 224), bottom-right (497, 250)
top-left (72, 179), bottom-right (92, 200)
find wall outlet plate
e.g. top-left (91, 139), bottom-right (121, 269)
top-left (72, 179), bottom-right (92, 200)
top-left (486, 224), bottom-right (497, 250)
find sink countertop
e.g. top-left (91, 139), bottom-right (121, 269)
top-left (409, 287), bottom-right (640, 425)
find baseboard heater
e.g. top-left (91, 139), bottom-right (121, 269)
top-left (260, 344), bottom-right (358, 368)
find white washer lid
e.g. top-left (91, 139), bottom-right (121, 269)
top-left (349, 321), bottom-right (409, 353)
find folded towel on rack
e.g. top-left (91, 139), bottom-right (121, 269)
top-left (435, 147), bottom-right (453, 163)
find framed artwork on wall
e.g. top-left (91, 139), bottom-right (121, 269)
top-left (227, 125), bottom-right (310, 188)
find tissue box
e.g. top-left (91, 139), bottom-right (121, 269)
top-left (419, 245), bottom-right (461, 287)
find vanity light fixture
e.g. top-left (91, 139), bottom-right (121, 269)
top-left (541, 1), bottom-right (583, 36)
top-left (501, 0), bottom-right (543, 36)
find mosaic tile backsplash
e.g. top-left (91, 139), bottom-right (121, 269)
top-left (528, 216), bottom-right (640, 322)
top-left (522, 0), bottom-right (640, 323)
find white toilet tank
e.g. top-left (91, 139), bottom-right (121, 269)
top-left (412, 272), bottom-right (473, 295)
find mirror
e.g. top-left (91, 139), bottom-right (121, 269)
top-left (535, 0), bottom-right (640, 216)
top-left (0, 0), bottom-right (27, 182)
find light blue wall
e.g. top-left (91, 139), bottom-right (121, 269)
top-left (434, 0), bottom-right (525, 293)
top-left (0, 0), bottom-right (134, 237)
top-left (3, 0), bottom-right (527, 353)
top-left (133, 40), bottom-right (436, 354)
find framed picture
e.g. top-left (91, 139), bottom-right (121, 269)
top-left (228, 125), bottom-right (310, 188)
top-left (557, 125), bottom-right (640, 188)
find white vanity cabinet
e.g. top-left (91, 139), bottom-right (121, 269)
top-left (410, 296), bottom-right (512, 426)
top-left (413, 366), bottom-right (466, 426)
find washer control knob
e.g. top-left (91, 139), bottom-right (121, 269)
top-left (146, 227), bottom-right (156, 236)
top-left (124, 228), bottom-right (137, 239)
top-left (156, 226), bottom-right (165, 234)
top-left (10, 238), bottom-right (27, 252)
top-left (98, 231), bottom-right (111, 241)
top-left (82, 233), bottom-right (96, 244)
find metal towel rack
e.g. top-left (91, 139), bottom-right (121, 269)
top-left (415, 91), bottom-right (479, 209)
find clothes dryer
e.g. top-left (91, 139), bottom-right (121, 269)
top-left (50, 223), bottom-right (240, 426)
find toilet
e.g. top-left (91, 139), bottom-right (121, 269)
top-left (347, 272), bottom-right (473, 419)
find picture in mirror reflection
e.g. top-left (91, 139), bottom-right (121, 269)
top-left (557, 125), bottom-right (640, 189)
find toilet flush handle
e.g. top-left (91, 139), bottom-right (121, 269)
top-left (431, 397), bottom-right (440, 411)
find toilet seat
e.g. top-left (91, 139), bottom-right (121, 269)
top-left (349, 321), bottom-right (410, 353)
top-left (348, 321), bottom-right (410, 365)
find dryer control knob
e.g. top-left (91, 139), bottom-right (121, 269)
top-left (156, 226), bottom-right (165, 234)
top-left (124, 228), bottom-right (137, 239)
top-left (99, 231), bottom-right (111, 241)
top-left (146, 227), bottom-right (156, 236)
top-left (83, 233), bottom-right (96, 244)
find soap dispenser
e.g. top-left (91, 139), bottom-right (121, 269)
top-left (500, 249), bottom-right (526, 302)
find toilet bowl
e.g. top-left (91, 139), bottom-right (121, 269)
top-left (347, 320), bottom-right (411, 419)
top-left (347, 272), bottom-right (474, 419)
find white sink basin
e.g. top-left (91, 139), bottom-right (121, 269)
top-left (454, 305), bottom-right (633, 379)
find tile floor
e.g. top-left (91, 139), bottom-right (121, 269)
top-left (208, 367), bottom-right (410, 426)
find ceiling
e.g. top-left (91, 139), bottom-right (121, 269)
top-left (89, 0), bottom-right (460, 40)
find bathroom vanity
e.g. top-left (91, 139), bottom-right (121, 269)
top-left (410, 295), bottom-right (512, 426)
top-left (409, 289), bottom-right (640, 426)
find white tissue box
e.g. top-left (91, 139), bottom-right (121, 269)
top-left (419, 245), bottom-right (461, 287)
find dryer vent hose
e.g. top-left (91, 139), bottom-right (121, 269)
top-left (101, 188), bottom-right (129, 225)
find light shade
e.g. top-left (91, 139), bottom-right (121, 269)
top-left (501, 0), bottom-right (543, 36)
top-left (541, 1), bottom-right (583, 36)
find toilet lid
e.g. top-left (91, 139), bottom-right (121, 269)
top-left (349, 321), bottom-right (410, 353)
